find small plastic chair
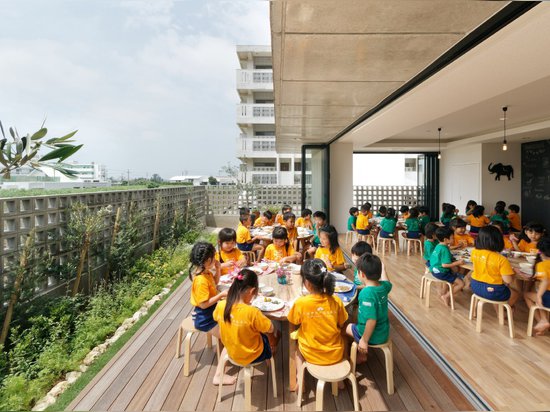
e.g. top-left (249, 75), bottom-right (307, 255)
top-left (420, 272), bottom-right (455, 310)
top-left (377, 237), bottom-right (397, 256)
top-left (175, 316), bottom-right (221, 376)
top-left (469, 294), bottom-right (514, 338)
top-left (527, 305), bottom-right (550, 336)
top-left (358, 233), bottom-right (376, 251)
top-left (405, 238), bottom-right (423, 256)
top-left (242, 250), bottom-right (257, 265)
top-left (351, 340), bottom-right (394, 394)
top-left (345, 230), bottom-right (357, 244)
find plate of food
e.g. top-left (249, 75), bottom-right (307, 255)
top-left (330, 272), bottom-right (347, 281)
top-left (334, 281), bottom-right (353, 293)
top-left (252, 297), bottom-right (285, 312)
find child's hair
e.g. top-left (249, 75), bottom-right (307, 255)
top-left (217, 228), bottom-right (237, 263)
top-left (272, 226), bottom-right (290, 252)
top-left (450, 218), bottom-right (467, 230)
top-left (283, 212), bottom-right (296, 222)
top-left (300, 259), bottom-right (334, 295)
top-left (349, 207), bottom-right (359, 216)
top-left (508, 204), bottom-right (520, 213)
top-left (442, 204), bottom-right (456, 218)
top-left (263, 210), bottom-right (273, 220)
top-left (495, 200), bottom-right (506, 209)
top-left (223, 269), bottom-right (258, 323)
top-left (313, 210), bottom-right (327, 221)
top-left (351, 241), bottom-right (372, 257)
top-left (251, 209), bottom-right (260, 221)
top-left (490, 220), bottom-right (505, 232)
top-left (519, 222), bottom-right (547, 242)
top-left (533, 237), bottom-right (550, 276)
top-left (408, 207), bottom-right (419, 219)
top-left (319, 225), bottom-right (340, 254)
top-left (356, 253), bottom-right (382, 281)
top-left (281, 204), bottom-right (292, 213)
top-left (189, 242), bottom-right (216, 280)
top-left (424, 222), bottom-right (438, 239)
top-left (399, 205), bottom-right (409, 214)
top-left (472, 205), bottom-right (485, 218)
top-left (386, 207), bottom-right (396, 219)
top-left (442, 202), bottom-right (449, 211)
top-left (435, 227), bottom-right (453, 242)
top-left (494, 205), bottom-right (506, 216)
top-left (239, 207), bottom-right (250, 216)
top-left (239, 214), bottom-right (251, 224)
top-left (465, 200), bottom-right (477, 214)
top-left (475, 226), bottom-right (504, 252)
top-left (360, 203), bottom-right (370, 212)
top-left (301, 208), bottom-right (312, 218)
top-left (418, 206), bottom-right (429, 215)
top-left (378, 205), bottom-right (387, 214)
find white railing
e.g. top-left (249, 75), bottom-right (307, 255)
top-left (236, 104), bottom-right (275, 124)
top-left (236, 134), bottom-right (277, 157)
top-left (236, 69), bottom-right (273, 90)
top-left (252, 167), bottom-right (277, 172)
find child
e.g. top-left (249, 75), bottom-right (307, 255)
top-left (250, 209), bottom-right (260, 226)
top-left (351, 241), bottom-right (373, 285)
top-left (490, 205), bottom-right (510, 234)
top-left (282, 212), bottom-right (298, 248)
top-left (465, 200), bottom-right (477, 216)
top-left (345, 253), bottom-right (392, 362)
top-left (216, 228), bottom-right (247, 275)
top-left (491, 200), bottom-right (508, 216)
top-left (399, 205), bottom-right (410, 220)
top-left (364, 202), bottom-right (374, 220)
top-left (288, 259), bottom-right (348, 373)
top-left (470, 226), bottom-right (519, 307)
top-left (402, 207), bottom-right (421, 239)
top-left (467, 205), bottom-right (490, 234)
top-left (315, 225), bottom-right (347, 272)
top-left (213, 269), bottom-right (278, 372)
top-left (254, 210), bottom-right (273, 228)
top-left (440, 204), bottom-right (457, 227)
top-left (490, 221), bottom-right (514, 250)
top-left (524, 237), bottom-right (550, 335)
top-left (275, 204), bottom-right (292, 226)
top-left (507, 204), bottom-right (521, 233)
top-left (348, 207), bottom-right (359, 232)
top-left (379, 207), bottom-right (397, 238)
top-left (296, 208), bottom-right (313, 230)
top-left (236, 214), bottom-right (265, 259)
top-left (307, 210), bottom-right (327, 257)
top-left (264, 227), bottom-right (300, 263)
top-left (418, 206), bottom-right (430, 235)
top-left (356, 203), bottom-right (371, 236)
top-left (430, 227), bottom-right (465, 306)
top-left (510, 222), bottom-right (546, 253)
top-left (423, 222), bottom-right (439, 269)
top-left (450, 218), bottom-right (474, 249)
top-left (375, 206), bottom-right (387, 218)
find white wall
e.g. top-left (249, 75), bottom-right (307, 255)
top-left (330, 143), bottom-right (354, 233)
top-left (353, 154), bottom-right (417, 185)
top-left (481, 142), bottom-right (521, 209)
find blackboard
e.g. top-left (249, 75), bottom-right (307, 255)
top-left (522, 140), bottom-right (550, 231)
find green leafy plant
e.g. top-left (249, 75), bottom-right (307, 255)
top-left (0, 120), bottom-right (82, 179)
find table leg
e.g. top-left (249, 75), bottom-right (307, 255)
top-left (289, 323), bottom-right (297, 392)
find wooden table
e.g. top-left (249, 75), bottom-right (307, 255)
top-left (460, 255), bottom-right (537, 291)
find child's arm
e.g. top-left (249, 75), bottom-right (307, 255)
top-left (380, 263), bottom-right (390, 282)
top-left (442, 259), bottom-right (464, 269)
top-left (332, 262), bottom-right (347, 272)
top-left (196, 289), bottom-right (228, 310)
top-left (358, 319), bottom-right (377, 354)
top-left (213, 260), bottom-right (221, 283)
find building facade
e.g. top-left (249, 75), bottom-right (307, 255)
top-left (236, 45), bottom-right (302, 186)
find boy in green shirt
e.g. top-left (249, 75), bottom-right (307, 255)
top-left (379, 207), bottom-right (397, 238)
top-left (418, 206), bottom-right (430, 234)
top-left (423, 222), bottom-right (439, 269)
top-left (347, 207), bottom-right (359, 231)
top-left (351, 240), bottom-right (372, 285)
top-left (346, 253), bottom-right (392, 362)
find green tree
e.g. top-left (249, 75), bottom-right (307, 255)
top-left (208, 176), bottom-right (218, 185)
top-left (151, 173), bottom-right (163, 183)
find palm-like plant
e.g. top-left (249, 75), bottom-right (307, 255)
top-left (0, 120), bottom-right (82, 179)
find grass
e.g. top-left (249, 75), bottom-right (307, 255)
top-left (47, 273), bottom-right (187, 411)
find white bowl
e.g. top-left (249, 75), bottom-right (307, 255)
top-left (257, 262), bottom-right (268, 270)
top-left (261, 286), bottom-right (274, 296)
top-left (259, 283), bottom-right (266, 289)
top-left (511, 251), bottom-right (522, 258)
top-left (519, 262), bottom-right (533, 273)
top-left (525, 256), bottom-right (536, 264)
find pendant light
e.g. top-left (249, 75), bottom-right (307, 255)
top-left (437, 127), bottom-right (442, 159)
top-left (502, 106), bottom-right (508, 151)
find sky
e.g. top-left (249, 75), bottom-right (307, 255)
top-left (0, 0), bottom-right (271, 180)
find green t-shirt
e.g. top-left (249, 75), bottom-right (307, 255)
top-left (423, 239), bottom-right (439, 262)
top-left (380, 217), bottom-right (396, 234)
top-left (347, 215), bottom-right (357, 231)
top-left (419, 215), bottom-right (430, 232)
top-left (356, 281), bottom-right (392, 345)
top-left (405, 217), bottom-right (420, 232)
top-left (353, 268), bottom-right (361, 285)
top-left (429, 243), bottom-right (452, 274)
top-left (440, 214), bottom-right (457, 226)
top-left (490, 215), bottom-right (509, 232)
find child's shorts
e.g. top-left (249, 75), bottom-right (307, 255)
top-left (251, 333), bottom-right (272, 363)
top-left (425, 260), bottom-right (430, 268)
top-left (470, 279), bottom-right (510, 301)
top-left (543, 290), bottom-right (550, 308)
top-left (406, 231), bottom-right (421, 239)
top-left (431, 269), bottom-right (457, 284)
top-left (469, 226), bottom-right (480, 234)
top-left (379, 230), bottom-right (394, 238)
top-left (237, 242), bottom-right (254, 252)
top-left (192, 305), bottom-right (217, 332)
top-left (350, 324), bottom-right (386, 346)
top-left (357, 229), bottom-right (370, 235)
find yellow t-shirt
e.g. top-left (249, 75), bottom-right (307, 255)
top-left (213, 301), bottom-right (272, 365)
top-left (287, 294), bottom-right (348, 365)
top-left (314, 247), bottom-right (345, 271)
top-left (254, 217), bottom-right (264, 227)
top-left (367, 211), bottom-right (373, 220)
top-left (286, 226), bottom-right (298, 243)
top-left (402, 212), bottom-right (410, 220)
top-left (276, 214), bottom-right (284, 226)
top-left (535, 260), bottom-right (550, 291)
top-left (236, 223), bottom-right (252, 244)
top-left (503, 236), bottom-right (513, 250)
top-left (471, 249), bottom-right (514, 285)
top-left (518, 239), bottom-right (538, 253)
top-left (356, 214), bottom-right (369, 230)
top-left (215, 249), bottom-right (244, 275)
top-left (264, 243), bottom-right (296, 262)
top-left (508, 212), bottom-right (521, 231)
top-left (296, 217), bottom-right (312, 229)
top-left (191, 272), bottom-right (217, 307)
top-left (468, 215), bottom-right (490, 228)
top-left (453, 233), bottom-right (474, 247)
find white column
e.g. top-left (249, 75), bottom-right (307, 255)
top-left (330, 142), bottom-right (354, 234)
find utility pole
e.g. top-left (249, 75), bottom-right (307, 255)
top-left (127, 169), bottom-right (130, 185)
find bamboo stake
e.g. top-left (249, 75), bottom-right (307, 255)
top-left (152, 198), bottom-right (161, 252)
top-left (105, 207), bottom-right (122, 281)
top-left (72, 235), bottom-right (90, 296)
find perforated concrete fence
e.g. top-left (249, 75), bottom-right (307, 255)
top-left (0, 186), bottom-right (206, 299)
top-left (353, 186), bottom-right (422, 213)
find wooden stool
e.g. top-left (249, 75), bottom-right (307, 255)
top-left (351, 340), bottom-right (394, 394)
top-left (345, 230), bottom-right (357, 244)
top-left (405, 238), bottom-right (423, 256)
top-left (420, 272), bottom-right (455, 310)
top-left (468, 294), bottom-right (514, 338)
top-left (217, 349), bottom-right (277, 411)
top-left (242, 250), bottom-right (257, 265)
top-left (377, 237), bottom-right (397, 256)
top-left (296, 359), bottom-right (359, 411)
top-left (527, 305), bottom-right (550, 336)
top-left (176, 316), bottom-right (221, 376)
top-left (358, 234), bottom-right (376, 251)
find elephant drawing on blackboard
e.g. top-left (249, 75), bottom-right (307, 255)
top-left (488, 163), bottom-right (514, 181)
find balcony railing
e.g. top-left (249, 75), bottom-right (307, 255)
top-left (236, 104), bottom-right (275, 124)
top-left (236, 134), bottom-right (277, 157)
top-left (252, 167), bottom-right (277, 172)
top-left (236, 69), bottom-right (273, 90)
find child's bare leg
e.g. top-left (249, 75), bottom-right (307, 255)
top-left (534, 310), bottom-right (550, 334)
top-left (295, 348), bottom-right (306, 394)
top-left (253, 243), bottom-right (265, 261)
top-left (211, 330), bottom-right (237, 385)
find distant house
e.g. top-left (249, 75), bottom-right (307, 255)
top-left (168, 175), bottom-right (237, 186)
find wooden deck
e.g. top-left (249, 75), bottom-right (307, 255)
top-left (340, 236), bottom-right (550, 411)
top-left (69, 268), bottom-right (472, 411)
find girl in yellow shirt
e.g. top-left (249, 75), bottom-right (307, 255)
top-left (264, 227), bottom-right (300, 263)
top-left (523, 238), bottom-right (550, 335)
top-left (296, 208), bottom-right (313, 230)
top-left (213, 269), bottom-right (278, 368)
top-left (215, 228), bottom-right (247, 275)
top-left (467, 205), bottom-right (490, 234)
top-left (314, 225), bottom-right (348, 272)
top-left (510, 222), bottom-right (546, 253)
top-left (288, 259), bottom-right (348, 380)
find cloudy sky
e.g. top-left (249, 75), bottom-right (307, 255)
top-left (0, 0), bottom-right (270, 179)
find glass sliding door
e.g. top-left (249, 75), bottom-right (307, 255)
top-left (417, 153), bottom-right (440, 220)
top-left (301, 145), bottom-right (330, 216)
